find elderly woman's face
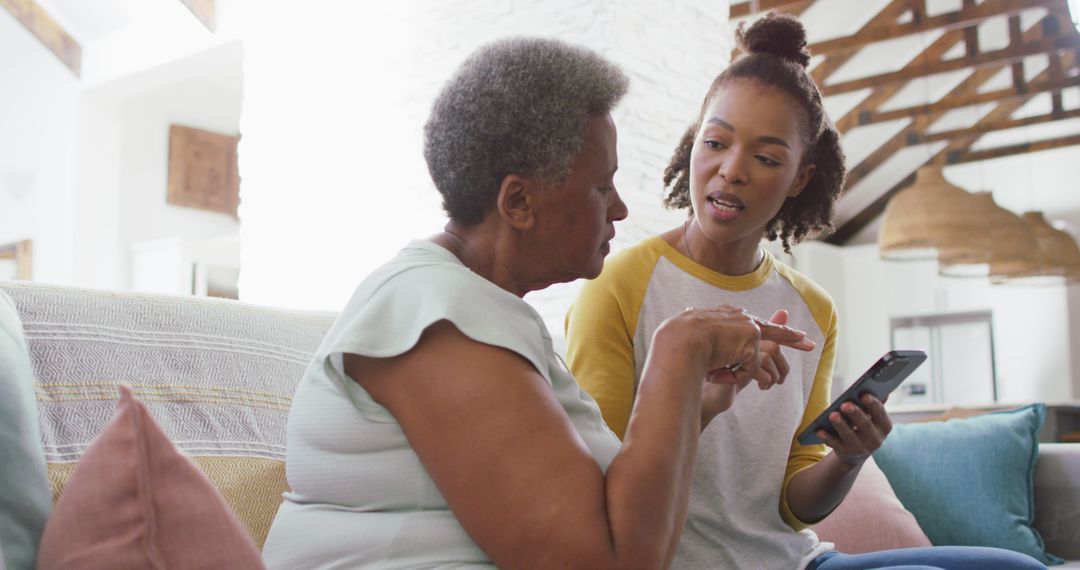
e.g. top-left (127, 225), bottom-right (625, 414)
top-left (531, 114), bottom-right (627, 282)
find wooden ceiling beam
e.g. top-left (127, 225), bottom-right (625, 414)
top-left (1050, 53), bottom-right (1067, 113)
top-left (839, 75), bottom-right (1080, 130)
top-left (0, 0), bottom-right (80, 76)
top-left (914, 108), bottom-right (1080, 144)
top-left (831, 16), bottom-right (971, 132)
top-left (807, 0), bottom-right (1059, 57)
top-left (178, 0), bottom-right (215, 32)
top-left (829, 13), bottom-right (996, 192)
top-left (730, 0), bottom-right (814, 19)
top-left (821, 33), bottom-right (1080, 96)
top-left (825, 32), bottom-right (1078, 244)
top-left (811, 0), bottom-right (910, 85)
top-left (834, 5), bottom-right (1072, 132)
top-left (946, 133), bottom-right (1080, 163)
top-left (931, 29), bottom-right (1078, 162)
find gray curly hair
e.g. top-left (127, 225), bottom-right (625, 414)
top-left (424, 37), bottom-right (629, 224)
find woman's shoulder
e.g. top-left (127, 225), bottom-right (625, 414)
top-left (326, 240), bottom-right (548, 362)
top-left (769, 256), bottom-right (833, 303)
top-left (595, 235), bottom-right (667, 281)
top-left (768, 254), bottom-right (837, 332)
top-left (360, 240), bottom-right (525, 308)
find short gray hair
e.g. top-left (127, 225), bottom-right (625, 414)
top-left (424, 37), bottom-right (629, 224)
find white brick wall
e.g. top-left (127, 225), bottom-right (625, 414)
top-left (240, 1), bottom-right (731, 348)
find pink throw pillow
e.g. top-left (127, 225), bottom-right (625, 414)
top-left (811, 456), bottom-right (932, 553)
top-left (37, 386), bottom-right (265, 569)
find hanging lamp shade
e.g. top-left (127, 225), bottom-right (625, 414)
top-left (1035, 214), bottom-right (1080, 282)
top-left (878, 166), bottom-right (991, 261)
top-left (986, 205), bottom-right (1040, 278)
top-left (938, 192), bottom-right (1014, 277)
top-left (996, 211), bottom-right (1080, 285)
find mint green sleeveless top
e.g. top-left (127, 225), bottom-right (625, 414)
top-left (263, 240), bottom-right (620, 569)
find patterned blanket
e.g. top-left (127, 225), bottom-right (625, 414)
top-left (0, 281), bottom-right (336, 548)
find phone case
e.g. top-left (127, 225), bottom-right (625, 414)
top-left (796, 350), bottom-right (927, 446)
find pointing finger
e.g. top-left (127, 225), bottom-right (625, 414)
top-left (756, 320), bottom-right (815, 351)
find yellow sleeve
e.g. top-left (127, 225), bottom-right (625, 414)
top-left (565, 243), bottom-right (656, 440)
top-left (779, 292), bottom-right (838, 531)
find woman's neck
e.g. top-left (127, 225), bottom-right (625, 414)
top-left (680, 219), bottom-right (764, 276)
top-left (431, 221), bottom-right (536, 298)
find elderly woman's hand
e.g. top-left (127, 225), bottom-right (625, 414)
top-left (698, 309), bottom-right (795, 424)
top-left (652, 304), bottom-right (814, 429)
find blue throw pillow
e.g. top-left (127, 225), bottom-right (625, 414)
top-left (874, 404), bottom-right (1062, 565)
top-left (0, 289), bottom-right (52, 569)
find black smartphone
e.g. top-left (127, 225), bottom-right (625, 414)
top-left (796, 349), bottom-right (927, 446)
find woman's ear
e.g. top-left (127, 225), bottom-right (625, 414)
top-left (789, 163), bottom-right (816, 198)
top-left (497, 174), bottom-right (538, 230)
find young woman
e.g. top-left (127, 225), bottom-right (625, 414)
top-left (566, 12), bottom-right (1045, 570)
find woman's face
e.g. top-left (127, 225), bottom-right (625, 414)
top-left (689, 79), bottom-right (815, 251)
top-left (531, 114), bottom-right (627, 282)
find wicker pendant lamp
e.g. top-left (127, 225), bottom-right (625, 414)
top-left (985, 205), bottom-right (1040, 279)
top-left (938, 192), bottom-right (1016, 278)
top-left (995, 212), bottom-right (1080, 285)
top-left (879, 166), bottom-right (991, 261)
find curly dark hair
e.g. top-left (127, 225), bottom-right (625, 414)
top-left (424, 38), bottom-right (629, 225)
top-left (662, 11), bottom-right (846, 252)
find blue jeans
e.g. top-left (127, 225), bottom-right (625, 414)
top-left (808, 547), bottom-right (1047, 570)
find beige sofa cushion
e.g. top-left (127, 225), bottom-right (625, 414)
top-left (0, 282), bottom-right (335, 548)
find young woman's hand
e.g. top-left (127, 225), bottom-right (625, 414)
top-left (816, 394), bottom-right (893, 465)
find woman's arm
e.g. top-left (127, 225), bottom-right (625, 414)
top-left (785, 395), bottom-right (892, 523)
top-left (348, 310), bottom-right (810, 569)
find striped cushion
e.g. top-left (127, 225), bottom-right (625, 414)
top-left (0, 282), bottom-right (336, 548)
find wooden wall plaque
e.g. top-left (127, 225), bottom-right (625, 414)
top-left (167, 125), bottom-right (240, 217)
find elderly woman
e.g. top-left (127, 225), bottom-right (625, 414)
top-left (261, 37), bottom-right (814, 569)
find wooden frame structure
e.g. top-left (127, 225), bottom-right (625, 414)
top-left (730, 0), bottom-right (1080, 244)
top-left (0, 0), bottom-right (215, 77)
top-left (0, 0), bottom-right (80, 76)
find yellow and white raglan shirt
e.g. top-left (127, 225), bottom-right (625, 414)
top-left (566, 236), bottom-right (838, 570)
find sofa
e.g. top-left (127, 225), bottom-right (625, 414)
top-left (1, 280), bottom-right (1078, 567)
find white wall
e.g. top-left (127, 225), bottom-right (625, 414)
top-left (115, 57), bottom-right (242, 289)
top-left (238, 1), bottom-right (730, 345)
top-left (61, 44), bottom-right (243, 292)
top-left (791, 241), bottom-right (1077, 406)
top-left (0, 9), bottom-right (80, 285)
top-left (69, 97), bottom-right (123, 289)
top-left (1, 3), bottom-right (245, 291)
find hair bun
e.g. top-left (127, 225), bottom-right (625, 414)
top-left (736, 11), bottom-right (811, 68)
